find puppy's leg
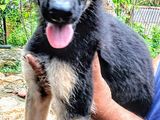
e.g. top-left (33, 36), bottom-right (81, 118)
top-left (23, 55), bottom-right (52, 120)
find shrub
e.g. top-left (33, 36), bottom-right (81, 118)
top-left (132, 23), bottom-right (160, 58)
top-left (0, 60), bottom-right (21, 73)
top-left (0, 0), bottom-right (38, 46)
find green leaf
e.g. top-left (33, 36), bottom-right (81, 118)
top-left (0, 4), bottom-right (6, 11)
top-left (5, 0), bottom-right (10, 4)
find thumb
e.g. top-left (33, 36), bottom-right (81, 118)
top-left (92, 52), bottom-right (102, 82)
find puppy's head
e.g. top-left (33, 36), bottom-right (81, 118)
top-left (37, 0), bottom-right (92, 49)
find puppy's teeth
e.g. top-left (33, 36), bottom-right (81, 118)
top-left (51, 18), bottom-right (57, 22)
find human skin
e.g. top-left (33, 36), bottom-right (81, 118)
top-left (91, 53), bottom-right (143, 120)
top-left (25, 54), bottom-right (143, 120)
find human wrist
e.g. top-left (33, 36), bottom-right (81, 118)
top-left (92, 98), bottom-right (115, 120)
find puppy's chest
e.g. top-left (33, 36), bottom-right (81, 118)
top-left (46, 58), bottom-right (77, 103)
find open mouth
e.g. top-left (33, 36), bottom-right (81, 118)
top-left (46, 22), bottom-right (74, 49)
top-left (41, 0), bottom-right (81, 49)
top-left (42, 1), bottom-right (75, 49)
top-left (40, 0), bottom-right (82, 49)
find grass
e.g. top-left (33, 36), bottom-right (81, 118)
top-left (0, 61), bottom-right (21, 74)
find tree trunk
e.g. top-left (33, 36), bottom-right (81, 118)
top-left (2, 16), bottom-right (7, 45)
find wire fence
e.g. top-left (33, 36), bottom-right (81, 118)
top-left (132, 6), bottom-right (160, 34)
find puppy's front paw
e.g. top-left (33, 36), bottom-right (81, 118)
top-left (24, 54), bottom-right (45, 76)
top-left (37, 75), bottom-right (52, 98)
top-left (25, 54), bottom-right (52, 99)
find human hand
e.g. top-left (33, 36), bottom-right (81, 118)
top-left (91, 53), bottom-right (112, 119)
top-left (91, 53), bottom-right (143, 120)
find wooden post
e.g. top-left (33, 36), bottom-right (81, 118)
top-left (2, 16), bottom-right (7, 45)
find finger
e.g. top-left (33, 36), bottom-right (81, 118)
top-left (92, 52), bottom-right (102, 82)
top-left (17, 90), bottom-right (26, 98)
top-left (25, 54), bottom-right (44, 75)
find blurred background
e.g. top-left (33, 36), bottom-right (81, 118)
top-left (0, 0), bottom-right (159, 119)
top-left (0, 0), bottom-right (159, 74)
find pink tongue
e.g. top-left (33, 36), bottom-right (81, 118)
top-left (46, 23), bottom-right (74, 48)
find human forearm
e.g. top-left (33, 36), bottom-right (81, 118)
top-left (92, 54), bottom-right (143, 120)
top-left (92, 99), bottom-right (143, 120)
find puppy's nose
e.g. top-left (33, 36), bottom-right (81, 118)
top-left (48, 1), bottom-right (73, 23)
top-left (50, 1), bottom-right (72, 12)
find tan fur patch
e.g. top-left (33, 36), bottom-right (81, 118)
top-left (22, 50), bottom-right (53, 120)
top-left (23, 52), bottom-right (85, 119)
top-left (23, 59), bottom-right (52, 120)
top-left (22, 56), bottom-right (37, 94)
top-left (46, 58), bottom-right (77, 119)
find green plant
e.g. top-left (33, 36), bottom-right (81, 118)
top-left (113, 0), bottom-right (160, 58)
top-left (7, 25), bottom-right (27, 46)
top-left (132, 23), bottom-right (160, 58)
top-left (0, 26), bottom-right (3, 44)
top-left (112, 0), bottom-right (140, 24)
top-left (139, 0), bottom-right (160, 7)
top-left (149, 27), bottom-right (160, 57)
top-left (0, 60), bottom-right (21, 73)
top-left (0, 0), bottom-right (38, 46)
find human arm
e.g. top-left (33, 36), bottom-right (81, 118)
top-left (91, 53), bottom-right (143, 120)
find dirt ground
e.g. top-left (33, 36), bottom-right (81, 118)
top-left (0, 48), bottom-right (159, 120)
top-left (0, 73), bottom-right (56, 120)
top-left (0, 73), bottom-right (26, 120)
top-left (0, 48), bottom-right (56, 120)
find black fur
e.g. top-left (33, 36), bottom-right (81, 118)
top-left (25, 0), bottom-right (154, 118)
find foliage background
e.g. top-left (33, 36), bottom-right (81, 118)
top-left (0, 0), bottom-right (159, 73)
top-left (113, 0), bottom-right (160, 58)
top-left (0, 0), bottom-right (37, 46)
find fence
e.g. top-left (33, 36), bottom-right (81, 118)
top-left (132, 6), bottom-right (160, 34)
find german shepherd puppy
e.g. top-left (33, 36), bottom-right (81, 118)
top-left (23, 0), bottom-right (154, 119)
